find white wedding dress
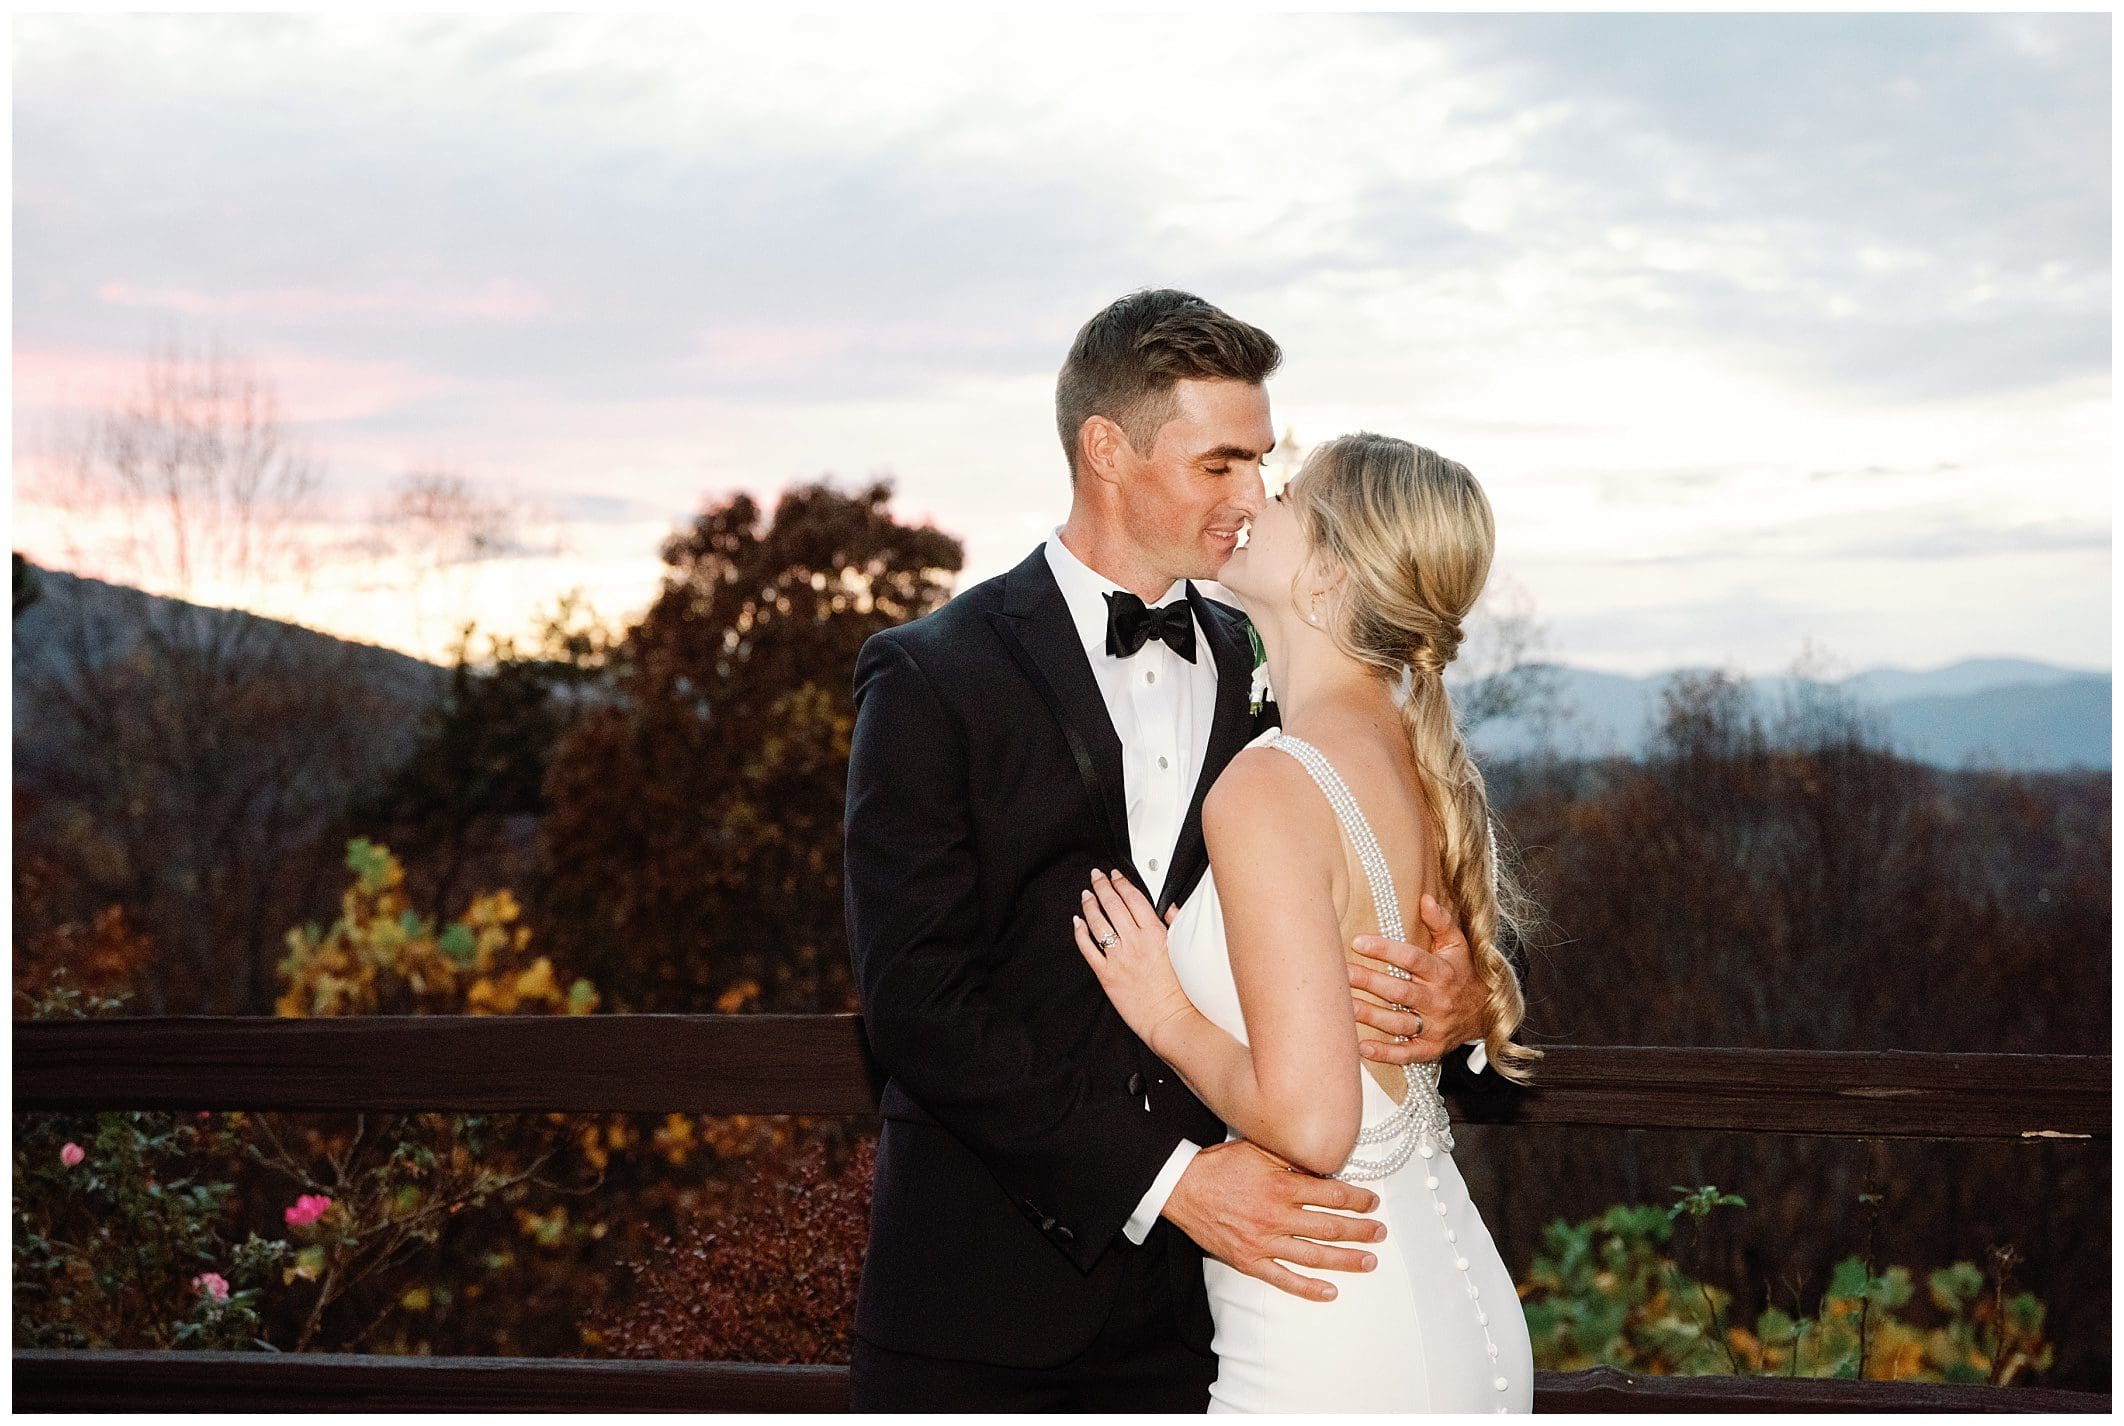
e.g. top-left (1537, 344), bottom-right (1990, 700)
top-left (1166, 727), bottom-right (1534, 1413)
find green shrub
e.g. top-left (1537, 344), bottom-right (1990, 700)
top-left (1520, 1185), bottom-right (2055, 1383)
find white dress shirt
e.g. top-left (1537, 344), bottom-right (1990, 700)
top-left (1041, 532), bottom-right (1484, 1247)
top-left (1043, 531), bottom-right (1214, 906)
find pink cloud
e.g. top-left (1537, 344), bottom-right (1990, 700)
top-left (96, 277), bottom-right (550, 323)
top-left (14, 343), bottom-right (460, 426)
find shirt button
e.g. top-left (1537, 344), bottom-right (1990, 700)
top-left (1157, 756), bottom-right (1168, 769)
top-left (1149, 857), bottom-right (1160, 871)
top-left (1145, 670), bottom-right (1156, 684)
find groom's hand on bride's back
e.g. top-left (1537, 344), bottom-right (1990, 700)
top-left (1348, 892), bottom-right (1487, 1065)
top-left (1160, 1139), bottom-right (1385, 1303)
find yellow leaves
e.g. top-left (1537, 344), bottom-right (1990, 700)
top-left (1866, 1325), bottom-right (1928, 1381)
top-left (514, 958), bottom-right (559, 1004)
top-left (277, 838), bottom-right (602, 1021)
top-left (514, 1204), bottom-right (570, 1249)
top-left (715, 979), bottom-right (762, 1015)
top-left (697, 1113), bottom-right (795, 1162)
top-left (464, 888), bottom-right (520, 929)
top-left (466, 956), bottom-right (566, 1015)
top-left (652, 1113), bottom-right (698, 1166)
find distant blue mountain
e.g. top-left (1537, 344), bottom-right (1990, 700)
top-left (1880, 676), bottom-right (2109, 771)
top-left (1838, 657), bottom-right (2096, 704)
top-left (17, 560), bottom-right (2107, 774)
top-left (1463, 658), bottom-right (2110, 771)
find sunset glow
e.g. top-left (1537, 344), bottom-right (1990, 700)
top-left (13, 12), bottom-right (2110, 673)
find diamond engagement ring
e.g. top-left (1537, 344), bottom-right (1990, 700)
top-left (1096, 932), bottom-right (1118, 951)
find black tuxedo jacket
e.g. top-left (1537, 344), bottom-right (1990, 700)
top-left (843, 543), bottom-right (1495, 1369)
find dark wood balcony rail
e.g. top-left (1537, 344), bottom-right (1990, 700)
top-left (13, 1014), bottom-right (2110, 1139)
top-left (12, 1015), bottom-right (2112, 1413)
top-left (10, 1352), bottom-right (2112, 1413)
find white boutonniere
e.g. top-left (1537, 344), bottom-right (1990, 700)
top-left (1246, 620), bottom-right (1273, 716)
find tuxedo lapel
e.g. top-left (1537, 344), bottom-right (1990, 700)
top-left (1156, 584), bottom-right (1255, 917)
top-left (989, 547), bottom-right (1137, 877)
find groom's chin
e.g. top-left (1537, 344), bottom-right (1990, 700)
top-left (1188, 544), bottom-right (1238, 583)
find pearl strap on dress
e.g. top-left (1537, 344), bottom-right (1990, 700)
top-left (1263, 729), bottom-right (1513, 1408)
top-left (1262, 730), bottom-right (1453, 1175)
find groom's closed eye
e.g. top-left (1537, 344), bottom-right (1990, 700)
top-left (1200, 443), bottom-right (1273, 477)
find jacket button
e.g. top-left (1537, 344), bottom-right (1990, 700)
top-left (1039, 1216), bottom-right (1057, 1232)
top-left (1127, 1072), bottom-right (1145, 1097)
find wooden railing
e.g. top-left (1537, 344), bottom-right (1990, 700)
top-left (13, 1015), bottom-right (2112, 1413)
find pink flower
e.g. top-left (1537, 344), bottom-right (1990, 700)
top-left (192, 1271), bottom-right (230, 1301)
top-left (196, 1111), bottom-right (212, 1121)
top-left (59, 1142), bottom-right (84, 1168)
top-left (283, 1193), bottom-right (333, 1227)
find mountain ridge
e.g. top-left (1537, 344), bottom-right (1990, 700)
top-left (1459, 658), bottom-right (2110, 771)
top-left (15, 558), bottom-right (2109, 772)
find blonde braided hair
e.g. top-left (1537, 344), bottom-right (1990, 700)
top-left (1286, 432), bottom-right (1541, 1084)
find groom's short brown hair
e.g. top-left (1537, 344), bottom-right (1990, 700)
top-left (1056, 289), bottom-right (1282, 481)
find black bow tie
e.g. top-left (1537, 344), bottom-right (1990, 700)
top-left (1104, 590), bottom-right (1197, 663)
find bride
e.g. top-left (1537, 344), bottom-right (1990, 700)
top-left (1073, 432), bottom-right (1540, 1413)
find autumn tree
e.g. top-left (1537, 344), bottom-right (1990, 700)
top-left (341, 590), bottom-right (617, 926)
top-left (533, 480), bottom-right (962, 1014)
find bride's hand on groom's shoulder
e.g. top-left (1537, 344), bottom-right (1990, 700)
top-left (1348, 892), bottom-right (1486, 1065)
top-left (1074, 868), bottom-right (1193, 1050)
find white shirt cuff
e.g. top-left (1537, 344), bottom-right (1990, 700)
top-left (1465, 1037), bottom-right (1488, 1074)
top-left (1124, 1139), bottom-right (1202, 1244)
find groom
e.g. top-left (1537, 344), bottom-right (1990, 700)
top-left (844, 289), bottom-right (1497, 1410)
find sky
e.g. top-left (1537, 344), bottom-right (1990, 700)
top-left (10, 12), bottom-right (2112, 677)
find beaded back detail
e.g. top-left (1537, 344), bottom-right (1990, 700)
top-left (1262, 729), bottom-right (1455, 1179)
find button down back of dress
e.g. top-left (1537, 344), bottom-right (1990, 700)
top-left (1263, 728), bottom-right (1509, 1402)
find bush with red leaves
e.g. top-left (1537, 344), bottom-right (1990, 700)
top-left (588, 1133), bottom-right (875, 1364)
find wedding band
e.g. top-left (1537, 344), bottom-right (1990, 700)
top-left (1384, 965), bottom-right (1413, 982)
top-left (1389, 1002), bottom-right (1410, 1014)
top-left (1392, 1034), bottom-right (1412, 1044)
top-left (1412, 1013), bottom-right (1424, 1037)
top-left (1096, 933), bottom-right (1118, 951)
